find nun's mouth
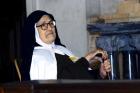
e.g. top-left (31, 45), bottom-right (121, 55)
top-left (46, 32), bottom-right (53, 36)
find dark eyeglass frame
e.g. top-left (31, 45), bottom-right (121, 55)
top-left (36, 20), bottom-right (56, 30)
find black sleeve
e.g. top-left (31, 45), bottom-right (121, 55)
top-left (56, 54), bottom-right (99, 79)
top-left (74, 57), bottom-right (90, 68)
top-left (75, 57), bottom-right (104, 79)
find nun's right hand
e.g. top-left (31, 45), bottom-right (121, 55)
top-left (85, 48), bottom-right (105, 62)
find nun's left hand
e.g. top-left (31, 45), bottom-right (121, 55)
top-left (99, 59), bottom-right (111, 79)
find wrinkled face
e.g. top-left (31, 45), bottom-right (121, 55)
top-left (36, 15), bottom-right (56, 44)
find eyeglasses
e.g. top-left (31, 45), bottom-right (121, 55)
top-left (36, 21), bottom-right (56, 30)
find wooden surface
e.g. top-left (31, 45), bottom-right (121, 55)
top-left (1, 80), bottom-right (140, 93)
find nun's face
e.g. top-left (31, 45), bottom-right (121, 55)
top-left (36, 15), bottom-right (56, 44)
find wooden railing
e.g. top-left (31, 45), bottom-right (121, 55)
top-left (1, 80), bottom-right (140, 93)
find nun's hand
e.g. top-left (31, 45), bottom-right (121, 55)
top-left (99, 59), bottom-right (111, 79)
top-left (85, 48), bottom-right (105, 62)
